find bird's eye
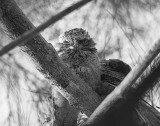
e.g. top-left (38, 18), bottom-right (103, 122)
top-left (77, 39), bottom-right (89, 46)
top-left (82, 39), bottom-right (90, 46)
top-left (77, 40), bottom-right (83, 44)
top-left (63, 41), bottom-right (70, 45)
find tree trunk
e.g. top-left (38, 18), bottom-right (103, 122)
top-left (1, 0), bottom-right (160, 126)
top-left (0, 0), bottom-right (101, 116)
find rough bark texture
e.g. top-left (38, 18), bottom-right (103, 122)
top-left (0, 0), bottom-right (101, 116)
top-left (0, 0), bottom-right (93, 56)
top-left (1, 0), bottom-right (160, 126)
top-left (54, 28), bottom-right (102, 126)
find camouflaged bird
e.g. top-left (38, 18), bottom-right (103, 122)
top-left (99, 59), bottom-right (160, 126)
top-left (96, 59), bottom-right (131, 96)
top-left (55, 29), bottom-right (160, 126)
top-left (58, 28), bottom-right (101, 91)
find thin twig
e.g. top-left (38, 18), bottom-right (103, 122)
top-left (105, 9), bottom-right (143, 59)
top-left (0, 0), bottom-right (101, 115)
top-left (22, 88), bottom-right (50, 95)
top-left (0, 0), bottom-right (92, 56)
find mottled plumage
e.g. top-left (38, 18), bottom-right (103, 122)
top-left (58, 28), bottom-right (101, 91)
top-left (55, 28), bottom-right (160, 126)
top-left (100, 59), bottom-right (131, 85)
top-left (99, 59), bottom-right (160, 126)
top-left (97, 59), bottom-right (131, 96)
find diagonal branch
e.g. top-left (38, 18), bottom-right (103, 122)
top-left (83, 39), bottom-right (160, 126)
top-left (0, 0), bottom-right (92, 56)
top-left (0, 0), bottom-right (101, 116)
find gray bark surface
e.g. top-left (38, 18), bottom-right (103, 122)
top-left (0, 0), bottom-right (101, 117)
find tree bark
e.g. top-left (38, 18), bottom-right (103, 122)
top-left (83, 39), bottom-right (160, 126)
top-left (1, 0), bottom-right (160, 126)
top-left (0, 0), bottom-right (101, 116)
top-left (0, 0), bottom-right (93, 56)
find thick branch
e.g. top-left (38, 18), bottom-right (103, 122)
top-left (83, 39), bottom-right (160, 126)
top-left (0, 0), bottom-right (92, 56)
top-left (0, 0), bottom-right (101, 115)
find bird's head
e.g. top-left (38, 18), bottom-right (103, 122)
top-left (58, 28), bottom-right (97, 55)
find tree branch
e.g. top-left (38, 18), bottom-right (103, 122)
top-left (0, 0), bottom-right (101, 116)
top-left (0, 0), bottom-right (92, 56)
top-left (83, 39), bottom-right (160, 126)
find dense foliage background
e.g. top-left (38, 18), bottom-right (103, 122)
top-left (0, 0), bottom-right (160, 125)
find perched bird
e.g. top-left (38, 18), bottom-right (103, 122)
top-left (99, 59), bottom-right (131, 96)
top-left (55, 28), bottom-right (160, 126)
top-left (53, 28), bottom-right (101, 126)
top-left (58, 28), bottom-right (101, 91)
top-left (99, 59), bottom-right (160, 126)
